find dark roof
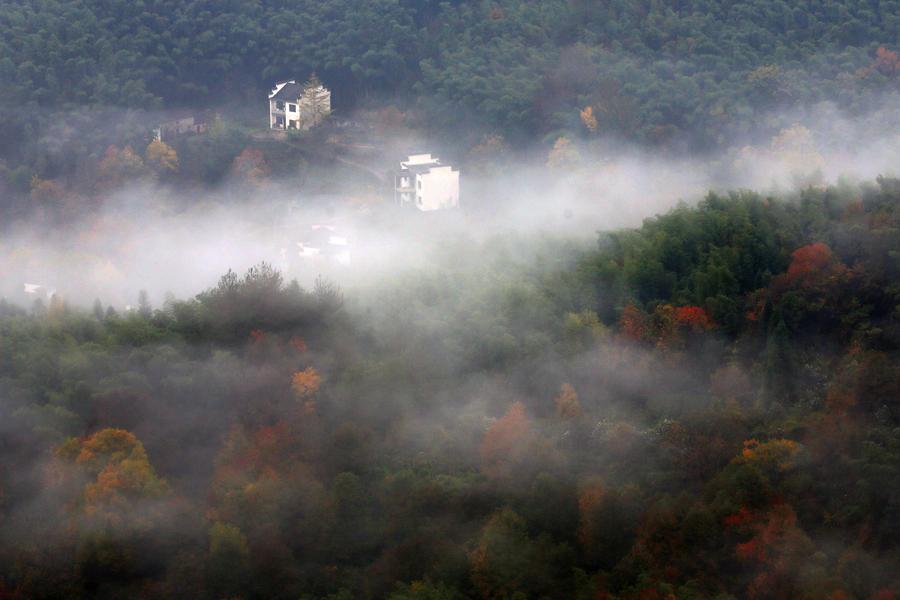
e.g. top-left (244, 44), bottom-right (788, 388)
top-left (271, 81), bottom-right (303, 101)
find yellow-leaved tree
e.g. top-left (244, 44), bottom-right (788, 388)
top-left (145, 139), bottom-right (179, 174)
top-left (54, 428), bottom-right (168, 525)
top-left (579, 105), bottom-right (598, 134)
top-left (546, 136), bottom-right (581, 169)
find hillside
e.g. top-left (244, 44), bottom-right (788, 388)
top-left (0, 178), bottom-right (897, 599)
top-left (0, 0), bottom-right (897, 154)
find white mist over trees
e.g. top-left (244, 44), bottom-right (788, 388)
top-left (0, 1), bottom-right (899, 599)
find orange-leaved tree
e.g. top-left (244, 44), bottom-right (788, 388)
top-left (231, 147), bottom-right (269, 184)
top-left (728, 502), bottom-right (816, 599)
top-left (580, 105), bottom-right (598, 134)
top-left (54, 428), bottom-right (168, 526)
top-left (291, 367), bottom-right (321, 398)
top-left (480, 402), bottom-right (533, 479)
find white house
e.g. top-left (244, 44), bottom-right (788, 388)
top-left (268, 76), bottom-right (332, 131)
top-left (394, 154), bottom-right (460, 211)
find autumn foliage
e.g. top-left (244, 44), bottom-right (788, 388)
top-left (728, 502), bottom-right (816, 599)
top-left (786, 242), bottom-right (839, 279)
top-left (145, 139), bottom-right (179, 173)
top-left (580, 105), bottom-right (598, 133)
top-left (231, 147), bottom-right (270, 183)
top-left (289, 335), bottom-right (308, 353)
top-left (618, 303), bottom-right (715, 348)
top-left (97, 144), bottom-right (146, 187)
top-left (480, 402), bottom-right (532, 478)
top-left (291, 367), bottom-right (322, 398)
top-left (736, 438), bottom-right (800, 472)
top-left (546, 136), bottom-right (581, 169)
top-left (873, 46), bottom-right (900, 76)
top-left (673, 305), bottom-right (714, 330)
top-left (53, 428), bottom-right (168, 525)
top-left (576, 480), bottom-right (606, 549)
top-left (554, 383), bottom-right (582, 419)
top-left (618, 304), bottom-right (648, 342)
top-left (29, 176), bottom-right (66, 205)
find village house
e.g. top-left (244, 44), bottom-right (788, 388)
top-left (153, 111), bottom-right (213, 142)
top-left (268, 76), bottom-right (332, 131)
top-left (394, 154), bottom-right (460, 211)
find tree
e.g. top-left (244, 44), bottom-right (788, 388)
top-left (469, 508), bottom-right (533, 599)
top-left (728, 503), bottom-right (816, 599)
top-left (761, 318), bottom-right (796, 405)
top-left (784, 242), bottom-right (842, 283)
top-left (546, 136), bottom-right (581, 169)
top-left (873, 47), bottom-right (900, 76)
top-left (29, 175), bottom-right (65, 205)
top-left (207, 522), bottom-right (251, 599)
top-left (563, 310), bottom-right (607, 353)
top-left (53, 428), bottom-right (168, 528)
top-left (709, 364), bottom-right (753, 406)
top-left (145, 139), bottom-right (179, 174)
top-left (92, 298), bottom-right (105, 320)
top-left (298, 72), bottom-right (332, 128)
top-left (673, 306), bottom-right (714, 331)
top-left (480, 402), bottom-right (532, 479)
top-left (618, 304), bottom-right (648, 343)
top-left (579, 106), bottom-right (598, 134)
top-left (466, 134), bottom-right (510, 175)
top-left (97, 145), bottom-right (146, 188)
top-left (291, 367), bottom-right (321, 398)
top-left (554, 383), bottom-right (582, 419)
top-left (769, 125), bottom-right (824, 180)
top-left (388, 581), bottom-right (466, 600)
top-left (230, 147), bottom-right (269, 184)
top-left (137, 290), bottom-right (152, 317)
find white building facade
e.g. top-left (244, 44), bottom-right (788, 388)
top-left (268, 77), bottom-right (332, 131)
top-left (394, 154), bottom-right (460, 211)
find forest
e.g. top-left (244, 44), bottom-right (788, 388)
top-left (0, 177), bottom-right (898, 598)
top-left (1, 0), bottom-right (899, 598)
top-left (1, 0), bottom-right (898, 187)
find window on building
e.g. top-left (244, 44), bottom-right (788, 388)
top-left (276, 101), bottom-right (284, 110)
top-left (417, 179), bottom-right (422, 189)
top-left (288, 104), bottom-right (297, 112)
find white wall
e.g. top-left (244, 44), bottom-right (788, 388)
top-left (416, 166), bottom-right (459, 211)
top-left (402, 154), bottom-right (435, 167)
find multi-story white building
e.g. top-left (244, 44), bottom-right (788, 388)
top-left (394, 154), bottom-right (460, 211)
top-left (268, 76), bottom-right (332, 131)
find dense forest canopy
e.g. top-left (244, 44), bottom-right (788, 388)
top-left (1, 1), bottom-right (899, 598)
top-left (0, 178), bottom-right (898, 598)
top-left (0, 0), bottom-right (897, 154)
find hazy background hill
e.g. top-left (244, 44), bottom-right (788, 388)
top-left (1, 0), bottom-right (897, 153)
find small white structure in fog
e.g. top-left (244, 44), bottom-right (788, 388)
top-left (23, 283), bottom-right (56, 298)
top-left (294, 224), bottom-right (351, 265)
top-left (268, 76), bottom-right (332, 131)
top-left (394, 154), bottom-right (460, 211)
